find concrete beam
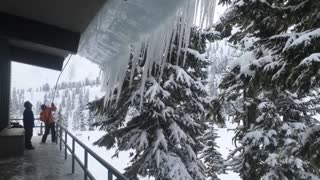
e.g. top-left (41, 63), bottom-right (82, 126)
top-left (11, 47), bottom-right (64, 71)
top-left (0, 12), bottom-right (80, 55)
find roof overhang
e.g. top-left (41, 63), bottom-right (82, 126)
top-left (0, 0), bottom-right (107, 70)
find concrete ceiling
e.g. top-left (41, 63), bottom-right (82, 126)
top-left (0, 0), bottom-right (107, 70)
top-left (0, 0), bottom-right (107, 33)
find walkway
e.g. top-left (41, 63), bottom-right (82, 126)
top-left (0, 136), bottom-right (82, 180)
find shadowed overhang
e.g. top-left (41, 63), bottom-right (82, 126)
top-left (0, 0), bottom-right (107, 70)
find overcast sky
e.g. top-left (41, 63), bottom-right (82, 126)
top-left (11, 55), bottom-right (100, 89)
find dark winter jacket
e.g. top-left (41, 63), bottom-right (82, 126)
top-left (23, 108), bottom-right (35, 129)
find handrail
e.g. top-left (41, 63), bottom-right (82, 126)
top-left (10, 118), bottom-right (40, 120)
top-left (55, 122), bottom-right (128, 180)
top-left (11, 118), bottom-right (44, 135)
top-left (10, 118), bottom-right (128, 180)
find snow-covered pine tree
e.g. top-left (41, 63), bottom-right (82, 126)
top-left (56, 89), bottom-right (60, 98)
top-left (43, 93), bottom-right (48, 105)
top-left (61, 96), bottom-right (66, 108)
top-left (10, 88), bottom-right (20, 118)
top-left (55, 104), bottom-right (68, 128)
top-left (64, 89), bottom-right (68, 97)
top-left (83, 90), bottom-right (89, 105)
top-left (35, 101), bottom-right (42, 115)
top-left (66, 93), bottom-right (71, 117)
top-left (215, 0), bottom-right (320, 179)
top-left (75, 86), bottom-right (81, 94)
top-left (42, 83), bottom-right (50, 92)
top-left (63, 110), bottom-right (69, 129)
top-left (200, 122), bottom-right (225, 180)
top-left (84, 78), bottom-right (90, 86)
top-left (55, 104), bottom-right (63, 124)
top-left (71, 91), bottom-right (75, 110)
top-left (95, 77), bottom-right (100, 86)
top-left (207, 39), bottom-right (240, 97)
top-left (89, 27), bottom-right (220, 180)
top-left (72, 109), bottom-right (80, 131)
top-left (86, 112), bottom-right (95, 131)
top-left (18, 89), bottom-right (25, 113)
top-left (76, 90), bottom-right (87, 131)
top-left (79, 107), bottom-right (87, 131)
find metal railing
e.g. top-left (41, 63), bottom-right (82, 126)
top-left (10, 118), bottom-right (128, 180)
top-left (55, 122), bottom-right (128, 180)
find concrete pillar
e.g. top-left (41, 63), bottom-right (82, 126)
top-left (0, 39), bottom-right (11, 131)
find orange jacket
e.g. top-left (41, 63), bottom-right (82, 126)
top-left (40, 104), bottom-right (57, 124)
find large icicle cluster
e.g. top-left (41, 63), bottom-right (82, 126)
top-left (78, 0), bottom-right (217, 104)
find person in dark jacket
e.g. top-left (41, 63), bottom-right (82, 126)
top-left (23, 101), bottom-right (35, 149)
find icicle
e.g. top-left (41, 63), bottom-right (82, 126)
top-left (139, 41), bottom-right (150, 110)
top-left (78, 0), bottom-right (217, 106)
top-left (129, 44), bottom-right (139, 88)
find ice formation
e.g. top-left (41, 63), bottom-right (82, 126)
top-left (78, 0), bottom-right (217, 103)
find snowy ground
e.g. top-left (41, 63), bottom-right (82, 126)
top-left (66, 130), bottom-right (132, 180)
top-left (216, 122), bottom-right (240, 180)
top-left (66, 128), bottom-right (240, 180)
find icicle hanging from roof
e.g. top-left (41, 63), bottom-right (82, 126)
top-left (78, 0), bottom-right (217, 104)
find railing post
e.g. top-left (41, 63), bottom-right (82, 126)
top-left (108, 170), bottom-right (113, 180)
top-left (65, 130), bottom-right (67, 160)
top-left (40, 123), bottom-right (43, 135)
top-left (55, 123), bottom-right (58, 144)
top-left (84, 150), bottom-right (88, 180)
top-left (72, 139), bottom-right (75, 174)
top-left (59, 125), bottom-right (62, 151)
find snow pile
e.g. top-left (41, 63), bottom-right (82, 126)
top-left (79, 0), bottom-right (217, 104)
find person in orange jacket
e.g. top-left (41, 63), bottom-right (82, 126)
top-left (40, 103), bottom-right (57, 143)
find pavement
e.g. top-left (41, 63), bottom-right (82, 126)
top-left (0, 136), bottom-right (83, 180)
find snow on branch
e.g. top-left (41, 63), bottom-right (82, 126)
top-left (153, 129), bottom-right (168, 154)
top-left (157, 151), bottom-right (194, 180)
top-left (298, 53), bottom-right (320, 67)
top-left (184, 48), bottom-right (206, 61)
top-left (288, 28), bottom-right (320, 49)
top-left (269, 28), bottom-right (320, 53)
top-left (145, 77), bottom-right (171, 101)
top-left (169, 122), bottom-right (187, 144)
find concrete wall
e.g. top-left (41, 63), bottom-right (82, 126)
top-left (0, 40), bottom-right (11, 130)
